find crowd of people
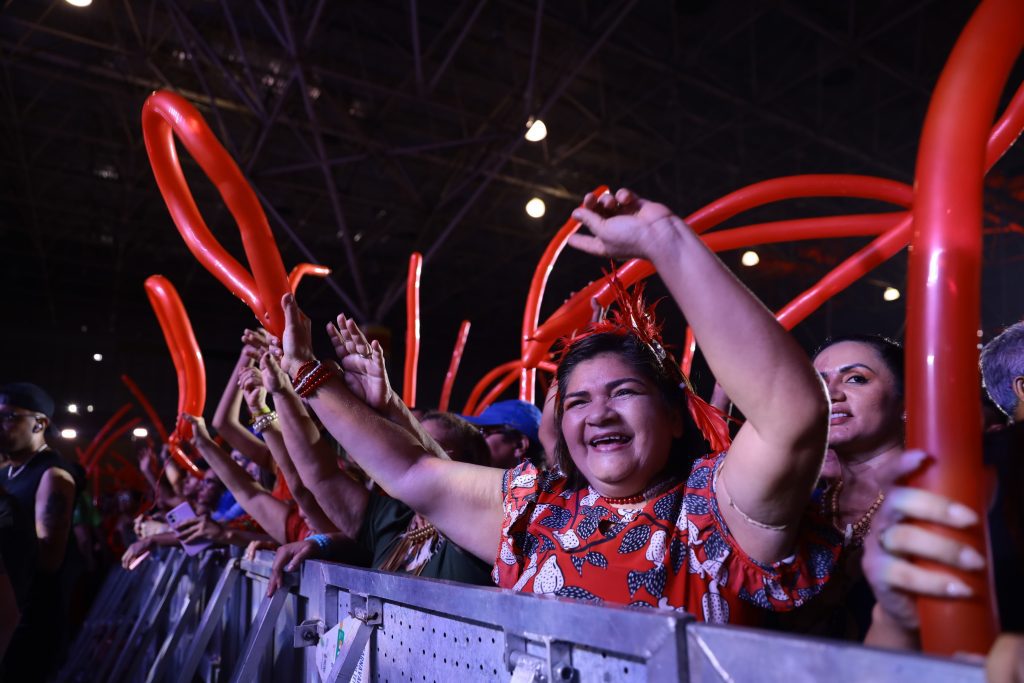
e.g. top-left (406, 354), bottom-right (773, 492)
top-left (2, 188), bottom-right (1023, 679)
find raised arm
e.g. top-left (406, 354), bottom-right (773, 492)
top-left (35, 467), bottom-right (76, 573)
top-left (273, 293), bottom-right (504, 563)
top-left (246, 358), bottom-right (346, 536)
top-left (211, 330), bottom-right (272, 469)
top-left (571, 189), bottom-right (829, 562)
top-left (183, 413), bottom-right (290, 544)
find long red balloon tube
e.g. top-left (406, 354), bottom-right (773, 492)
top-left (524, 175), bottom-right (915, 362)
top-left (120, 374), bottom-right (170, 445)
top-left (520, 185), bottom-right (609, 402)
top-left (768, 79), bottom-right (1024, 333)
top-left (85, 417), bottom-right (142, 471)
top-left (906, 0), bottom-right (1023, 655)
top-left (145, 275), bottom-right (206, 478)
top-left (474, 367), bottom-right (523, 416)
top-left (288, 263), bottom-right (332, 293)
top-left (439, 320), bottom-right (471, 412)
top-left (702, 212), bottom-right (905, 252)
top-left (142, 90), bottom-right (292, 336)
top-left (463, 360), bottom-right (523, 416)
top-left (81, 403), bottom-right (134, 466)
top-left (403, 253), bottom-right (423, 408)
top-left (775, 216), bottom-right (912, 330)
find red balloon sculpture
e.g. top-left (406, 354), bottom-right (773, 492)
top-left (404, 252), bottom-right (423, 408)
top-left (438, 320), bottom-right (471, 413)
top-left (144, 275), bottom-right (205, 478)
top-left (142, 90), bottom-right (328, 337)
top-left (905, 0), bottom-right (1023, 654)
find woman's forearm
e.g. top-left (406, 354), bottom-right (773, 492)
top-left (213, 356), bottom-right (272, 467)
top-left (648, 221), bottom-right (827, 443)
top-left (259, 423), bottom-right (341, 535)
top-left (271, 387), bottom-right (366, 536)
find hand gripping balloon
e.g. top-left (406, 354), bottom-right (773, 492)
top-left (144, 275), bottom-right (205, 478)
top-left (142, 90), bottom-right (328, 337)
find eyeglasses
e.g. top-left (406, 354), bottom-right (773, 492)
top-left (480, 425), bottom-right (518, 439)
top-left (0, 411), bottom-right (43, 424)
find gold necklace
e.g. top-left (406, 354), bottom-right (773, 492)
top-left (826, 477), bottom-right (884, 544)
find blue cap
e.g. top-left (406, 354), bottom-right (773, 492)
top-left (462, 400), bottom-right (542, 445)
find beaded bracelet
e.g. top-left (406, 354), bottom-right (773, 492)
top-left (251, 410), bottom-right (279, 434)
top-left (295, 361), bottom-right (335, 398)
top-left (307, 533), bottom-right (331, 551)
top-left (292, 359), bottom-right (318, 385)
top-left (248, 406), bottom-right (272, 426)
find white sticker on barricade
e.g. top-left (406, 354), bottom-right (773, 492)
top-left (315, 618), bottom-right (371, 683)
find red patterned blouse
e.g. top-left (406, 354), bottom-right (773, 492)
top-left (492, 452), bottom-right (842, 624)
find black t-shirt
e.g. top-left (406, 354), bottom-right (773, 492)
top-left (0, 486), bottom-right (35, 610)
top-left (984, 421), bottom-right (1024, 632)
top-left (356, 495), bottom-right (494, 587)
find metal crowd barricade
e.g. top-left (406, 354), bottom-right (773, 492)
top-left (61, 548), bottom-right (985, 682)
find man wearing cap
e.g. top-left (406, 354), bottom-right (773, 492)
top-left (462, 399), bottom-right (544, 469)
top-left (0, 382), bottom-right (77, 678)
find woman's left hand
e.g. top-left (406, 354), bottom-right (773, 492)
top-left (862, 450), bottom-right (984, 633)
top-left (238, 366), bottom-right (269, 412)
top-left (175, 514), bottom-right (225, 544)
top-left (271, 293), bottom-right (316, 377)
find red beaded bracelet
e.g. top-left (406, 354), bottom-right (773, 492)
top-left (293, 359), bottom-right (318, 385)
top-left (296, 363), bottom-right (333, 398)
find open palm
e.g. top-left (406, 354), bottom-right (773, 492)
top-left (327, 313), bottom-right (392, 411)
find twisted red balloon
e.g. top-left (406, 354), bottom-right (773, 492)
top-left (144, 275), bottom-right (205, 478)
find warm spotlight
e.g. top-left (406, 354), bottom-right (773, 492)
top-left (741, 251), bottom-right (760, 267)
top-left (525, 197), bottom-right (546, 218)
top-left (93, 353), bottom-right (103, 361)
top-left (132, 427), bottom-right (149, 438)
top-left (60, 428), bottom-right (78, 439)
top-left (67, 403), bottom-right (79, 414)
top-left (883, 287), bottom-right (901, 302)
top-left (524, 118), bottom-right (547, 142)
top-left (65, 0), bottom-right (93, 7)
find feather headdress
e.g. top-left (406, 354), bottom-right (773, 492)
top-left (557, 274), bottom-right (734, 453)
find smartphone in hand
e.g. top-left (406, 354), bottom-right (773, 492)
top-left (166, 501), bottom-right (214, 556)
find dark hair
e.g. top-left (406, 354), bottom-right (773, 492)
top-left (420, 411), bottom-right (491, 467)
top-left (553, 332), bottom-right (706, 490)
top-left (814, 334), bottom-right (905, 401)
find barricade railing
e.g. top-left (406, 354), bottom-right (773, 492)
top-left (61, 548), bottom-right (985, 682)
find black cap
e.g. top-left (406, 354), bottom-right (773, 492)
top-left (0, 382), bottom-right (55, 418)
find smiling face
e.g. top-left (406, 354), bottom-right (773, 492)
top-left (813, 341), bottom-right (904, 459)
top-left (559, 352), bottom-right (681, 497)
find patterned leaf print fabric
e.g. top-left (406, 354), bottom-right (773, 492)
top-left (492, 453), bottom-right (842, 625)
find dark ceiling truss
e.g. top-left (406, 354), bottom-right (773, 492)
top-left (1, 0), bottom-right (1022, 424)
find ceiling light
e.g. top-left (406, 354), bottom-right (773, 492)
top-left (525, 197), bottom-right (546, 218)
top-left (60, 428), bottom-right (78, 439)
top-left (132, 427), bottom-right (149, 438)
top-left (67, 403), bottom-right (79, 414)
top-left (741, 250), bottom-right (760, 267)
top-left (883, 286), bottom-right (901, 302)
top-left (525, 118), bottom-right (547, 142)
top-left (86, 405), bottom-right (94, 413)
top-left (93, 353), bottom-right (103, 362)
top-left (65, 0), bottom-right (92, 6)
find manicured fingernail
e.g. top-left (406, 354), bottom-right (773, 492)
top-left (959, 546), bottom-right (985, 570)
top-left (946, 581), bottom-right (973, 597)
top-left (948, 503), bottom-right (979, 526)
top-left (571, 210), bottom-right (582, 220)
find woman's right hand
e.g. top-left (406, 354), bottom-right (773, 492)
top-left (326, 313), bottom-right (392, 411)
top-left (862, 450), bottom-right (985, 633)
top-left (268, 539), bottom-right (320, 596)
top-left (569, 188), bottom-right (685, 262)
top-left (121, 537), bottom-right (153, 570)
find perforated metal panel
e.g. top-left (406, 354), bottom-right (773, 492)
top-left (373, 603), bottom-right (506, 682)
